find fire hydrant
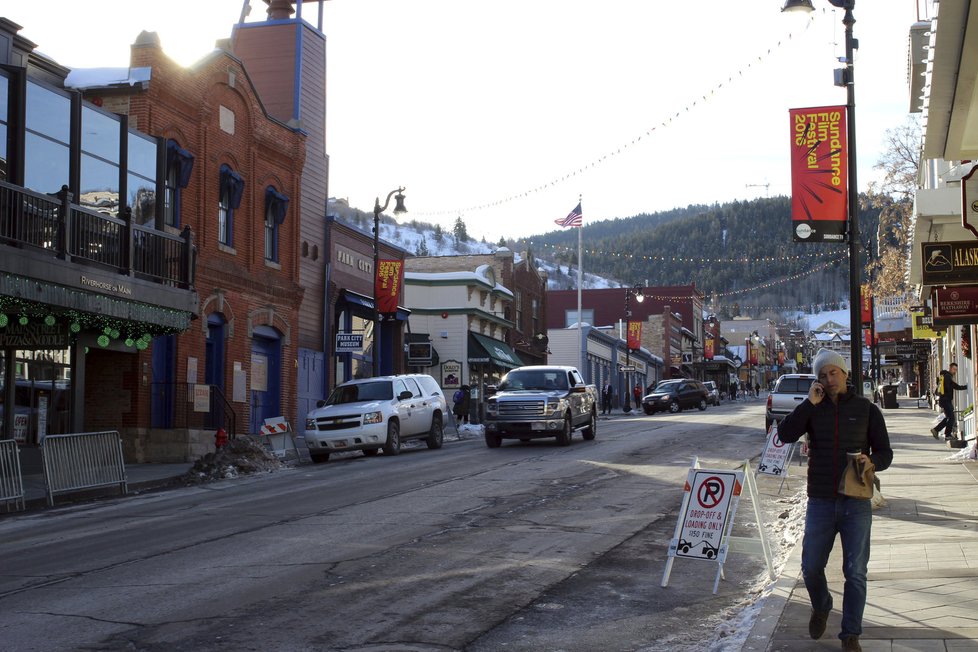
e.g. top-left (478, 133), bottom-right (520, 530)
top-left (214, 427), bottom-right (229, 450)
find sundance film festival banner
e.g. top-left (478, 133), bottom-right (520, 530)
top-left (789, 105), bottom-right (848, 243)
top-left (627, 320), bottom-right (642, 351)
top-left (375, 259), bottom-right (404, 319)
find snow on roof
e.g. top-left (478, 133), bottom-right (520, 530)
top-left (65, 67), bottom-right (152, 91)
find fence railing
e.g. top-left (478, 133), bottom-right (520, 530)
top-left (0, 180), bottom-right (195, 288)
top-left (41, 431), bottom-right (128, 507)
top-left (0, 439), bottom-right (25, 512)
top-left (150, 382), bottom-right (238, 438)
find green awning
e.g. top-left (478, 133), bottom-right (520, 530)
top-left (468, 332), bottom-right (524, 369)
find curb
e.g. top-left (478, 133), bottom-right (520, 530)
top-left (741, 529), bottom-right (804, 651)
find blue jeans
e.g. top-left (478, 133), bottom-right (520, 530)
top-left (802, 496), bottom-right (873, 638)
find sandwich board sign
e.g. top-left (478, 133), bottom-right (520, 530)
top-left (661, 458), bottom-right (773, 593)
top-left (757, 423), bottom-right (797, 494)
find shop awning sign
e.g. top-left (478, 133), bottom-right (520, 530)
top-left (932, 286), bottom-right (978, 326)
top-left (336, 332), bottom-right (363, 353)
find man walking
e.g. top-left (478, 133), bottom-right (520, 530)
top-left (601, 381), bottom-right (613, 415)
top-left (778, 349), bottom-right (893, 652)
top-left (932, 362), bottom-right (967, 441)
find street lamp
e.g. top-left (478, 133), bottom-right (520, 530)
top-left (782, 0), bottom-right (863, 393)
top-left (746, 331), bottom-right (759, 396)
top-left (372, 187), bottom-right (407, 377)
top-left (622, 285), bottom-right (645, 413)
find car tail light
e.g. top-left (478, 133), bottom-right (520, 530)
top-left (766, 395), bottom-right (772, 410)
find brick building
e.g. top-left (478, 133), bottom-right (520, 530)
top-left (75, 23), bottom-right (306, 457)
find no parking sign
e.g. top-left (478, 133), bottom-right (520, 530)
top-left (758, 424), bottom-right (795, 476)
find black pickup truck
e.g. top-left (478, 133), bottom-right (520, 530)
top-left (483, 365), bottom-right (598, 447)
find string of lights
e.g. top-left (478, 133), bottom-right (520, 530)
top-left (413, 14), bottom-right (815, 219)
top-left (527, 241), bottom-right (837, 264)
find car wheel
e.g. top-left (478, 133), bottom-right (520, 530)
top-left (362, 448), bottom-right (379, 457)
top-left (643, 406), bottom-right (653, 415)
top-left (310, 452), bottom-right (330, 463)
top-left (582, 410), bottom-right (596, 440)
top-left (669, 401), bottom-right (681, 414)
top-left (484, 432), bottom-right (502, 448)
top-left (426, 415), bottom-right (444, 449)
top-left (698, 398), bottom-right (707, 411)
top-left (556, 415), bottom-right (572, 446)
top-left (382, 420), bottom-right (401, 456)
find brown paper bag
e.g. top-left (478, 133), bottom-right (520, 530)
top-left (838, 452), bottom-right (875, 499)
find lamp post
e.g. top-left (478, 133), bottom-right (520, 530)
top-left (746, 330), bottom-right (759, 397)
top-left (372, 187), bottom-right (407, 377)
top-left (782, 0), bottom-right (863, 393)
top-left (622, 285), bottom-right (645, 413)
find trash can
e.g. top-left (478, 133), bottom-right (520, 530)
top-left (881, 384), bottom-right (898, 409)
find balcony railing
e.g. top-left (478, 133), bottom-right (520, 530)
top-left (0, 181), bottom-right (195, 289)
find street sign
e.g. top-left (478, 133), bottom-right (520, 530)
top-left (336, 332), bottom-right (363, 353)
top-left (758, 424), bottom-right (795, 479)
top-left (619, 365), bottom-right (636, 372)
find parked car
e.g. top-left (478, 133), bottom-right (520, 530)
top-left (303, 374), bottom-right (447, 463)
top-left (765, 373), bottom-right (817, 431)
top-left (703, 381), bottom-right (721, 406)
top-left (641, 379), bottom-right (709, 414)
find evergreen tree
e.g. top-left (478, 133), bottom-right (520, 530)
top-left (453, 216), bottom-right (469, 243)
top-left (415, 236), bottom-right (429, 257)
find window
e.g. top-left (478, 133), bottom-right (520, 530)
top-left (127, 131), bottom-right (157, 225)
top-left (0, 73), bottom-right (7, 181)
top-left (164, 140), bottom-right (194, 228)
top-left (264, 186), bottom-right (289, 262)
top-left (218, 164), bottom-right (244, 246)
top-left (515, 290), bottom-right (523, 331)
top-left (24, 81), bottom-right (70, 194)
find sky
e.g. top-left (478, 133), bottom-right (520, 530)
top-left (4, 0), bottom-right (926, 242)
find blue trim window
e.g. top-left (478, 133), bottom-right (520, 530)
top-left (218, 164), bottom-right (244, 246)
top-left (264, 185), bottom-right (289, 263)
top-left (164, 140), bottom-right (194, 228)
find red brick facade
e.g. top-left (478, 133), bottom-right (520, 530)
top-left (79, 35), bottom-right (306, 454)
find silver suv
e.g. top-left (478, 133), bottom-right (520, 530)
top-left (304, 374), bottom-right (447, 462)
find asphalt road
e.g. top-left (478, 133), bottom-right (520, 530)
top-left (0, 399), bottom-right (803, 652)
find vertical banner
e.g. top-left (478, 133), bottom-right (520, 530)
top-left (627, 320), bottom-right (642, 351)
top-left (748, 341), bottom-right (758, 365)
top-left (778, 350), bottom-right (785, 366)
top-left (375, 259), bottom-right (404, 317)
top-left (861, 284), bottom-right (873, 326)
top-left (705, 338), bottom-right (715, 360)
top-left (789, 105), bottom-right (848, 242)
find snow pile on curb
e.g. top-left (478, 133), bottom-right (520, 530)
top-left (182, 436), bottom-right (283, 484)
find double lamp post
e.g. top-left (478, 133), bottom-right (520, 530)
top-left (372, 187), bottom-right (407, 377)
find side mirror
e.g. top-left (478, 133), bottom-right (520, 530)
top-left (571, 385), bottom-right (586, 393)
top-left (316, 399), bottom-right (327, 408)
top-left (485, 385), bottom-right (497, 396)
top-left (398, 390), bottom-right (413, 401)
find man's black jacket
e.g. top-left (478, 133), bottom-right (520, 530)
top-left (937, 369), bottom-right (966, 408)
top-left (777, 390), bottom-right (892, 499)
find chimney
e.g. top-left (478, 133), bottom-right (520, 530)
top-left (266, 0), bottom-right (296, 20)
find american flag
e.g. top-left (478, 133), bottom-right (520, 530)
top-left (554, 202), bottom-right (583, 228)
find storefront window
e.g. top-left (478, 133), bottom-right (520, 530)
top-left (1, 348), bottom-right (71, 444)
top-left (24, 81), bottom-right (70, 194)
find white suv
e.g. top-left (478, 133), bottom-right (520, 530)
top-left (304, 374), bottom-right (447, 463)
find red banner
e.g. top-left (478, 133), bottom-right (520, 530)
top-left (375, 259), bottom-right (403, 316)
top-left (789, 105), bottom-right (848, 242)
top-left (705, 338), bottom-right (715, 360)
top-left (861, 284), bottom-right (873, 326)
top-left (778, 351), bottom-right (785, 366)
top-left (748, 341), bottom-right (757, 365)
top-left (627, 320), bottom-right (642, 350)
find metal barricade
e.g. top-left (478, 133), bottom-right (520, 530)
top-left (0, 439), bottom-right (25, 512)
top-left (42, 431), bottom-right (128, 506)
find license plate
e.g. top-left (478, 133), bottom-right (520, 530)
top-left (532, 422), bottom-right (544, 431)
top-left (334, 440), bottom-right (347, 448)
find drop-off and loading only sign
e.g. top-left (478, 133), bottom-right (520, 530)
top-left (675, 470), bottom-right (739, 560)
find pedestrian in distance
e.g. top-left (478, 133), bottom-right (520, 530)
top-left (931, 363), bottom-right (967, 441)
top-left (601, 381), bottom-right (613, 415)
top-left (452, 385), bottom-right (471, 425)
top-left (754, 382), bottom-right (761, 398)
top-left (632, 383), bottom-right (642, 406)
top-left (729, 380), bottom-right (737, 402)
top-left (777, 349), bottom-right (893, 652)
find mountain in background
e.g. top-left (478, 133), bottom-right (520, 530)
top-left (330, 195), bottom-right (883, 323)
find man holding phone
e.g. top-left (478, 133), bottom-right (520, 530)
top-left (778, 349), bottom-right (893, 652)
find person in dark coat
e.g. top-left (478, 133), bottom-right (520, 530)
top-left (931, 363), bottom-right (967, 440)
top-left (601, 381), bottom-right (613, 415)
top-left (778, 349), bottom-right (892, 652)
top-left (453, 385), bottom-right (471, 424)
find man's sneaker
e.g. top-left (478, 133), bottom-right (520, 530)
top-left (931, 426), bottom-right (940, 439)
top-left (841, 634), bottom-right (862, 651)
top-left (809, 609), bottom-right (829, 639)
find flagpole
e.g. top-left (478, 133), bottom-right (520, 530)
top-left (577, 195), bottom-right (584, 374)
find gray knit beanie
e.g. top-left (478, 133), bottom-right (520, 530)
top-left (813, 348), bottom-right (848, 378)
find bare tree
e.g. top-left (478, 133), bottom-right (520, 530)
top-left (866, 116), bottom-right (921, 302)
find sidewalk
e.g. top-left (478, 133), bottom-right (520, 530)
top-left (744, 397), bottom-right (978, 651)
top-left (17, 462), bottom-right (194, 511)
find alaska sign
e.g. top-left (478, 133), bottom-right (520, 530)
top-left (920, 241), bottom-right (978, 285)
